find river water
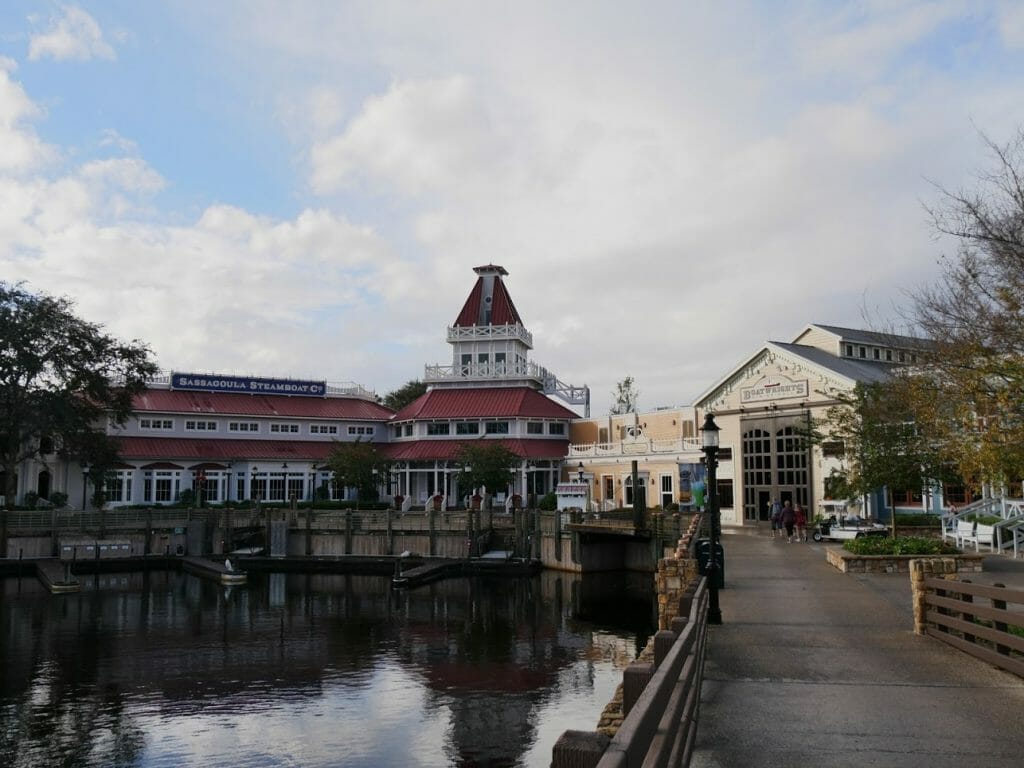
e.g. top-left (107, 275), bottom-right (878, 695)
top-left (0, 567), bottom-right (655, 767)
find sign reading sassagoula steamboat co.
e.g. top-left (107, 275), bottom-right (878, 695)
top-left (740, 375), bottom-right (809, 404)
top-left (171, 372), bottom-right (327, 397)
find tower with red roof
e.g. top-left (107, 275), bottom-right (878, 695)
top-left (386, 265), bottom-right (589, 507)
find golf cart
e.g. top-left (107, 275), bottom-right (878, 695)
top-left (812, 501), bottom-right (888, 542)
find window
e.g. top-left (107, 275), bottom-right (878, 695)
top-left (858, 346), bottom-right (866, 358)
top-left (873, 348), bottom-right (880, 360)
top-left (717, 479), bottom-right (734, 509)
top-left (527, 422), bottom-right (544, 435)
top-left (845, 344), bottom-right (854, 356)
top-left (885, 350), bottom-right (893, 361)
top-left (548, 423), bottom-right (565, 435)
top-left (822, 441), bottom-right (845, 458)
top-left (891, 488), bottom-right (923, 505)
top-left (310, 424), bottom-right (339, 435)
top-left (477, 353), bottom-right (489, 363)
top-left (717, 446), bottom-right (732, 461)
top-left (485, 421), bottom-right (509, 434)
top-left (348, 426), bottom-right (375, 435)
top-left (456, 422), bottom-right (480, 435)
top-left (143, 471), bottom-right (178, 503)
top-left (228, 422), bottom-right (259, 433)
top-left (943, 483), bottom-right (967, 506)
top-left (185, 420), bottom-right (217, 432)
top-left (270, 423), bottom-right (299, 434)
top-left (104, 471), bottom-right (132, 503)
top-left (427, 423), bottom-right (450, 435)
top-left (404, 424), bottom-right (413, 436)
top-left (140, 418), bottom-right (173, 431)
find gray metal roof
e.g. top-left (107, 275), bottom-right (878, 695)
top-left (809, 324), bottom-right (929, 349)
top-left (771, 341), bottom-right (895, 384)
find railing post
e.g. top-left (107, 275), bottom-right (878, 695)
top-left (622, 661), bottom-right (654, 716)
top-left (992, 582), bottom-right (1010, 655)
top-left (550, 731), bottom-right (610, 768)
top-left (960, 580), bottom-right (975, 644)
top-left (653, 629), bottom-right (677, 669)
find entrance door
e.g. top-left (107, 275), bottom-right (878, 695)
top-left (757, 490), bottom-right (771, 521)
top-left (742, 417), bottom-right (810, 522)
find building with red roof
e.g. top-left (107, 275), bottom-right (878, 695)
top-left (21, 265), bottom-right (589, 511)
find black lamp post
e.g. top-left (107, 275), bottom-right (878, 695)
top-left (701, 412), bottom-right (723, 625)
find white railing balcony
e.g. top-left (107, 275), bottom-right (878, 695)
top-left (568, 437), bottom-right (704, 458)
top-left (446, 324), bottom-right (533, 348)
top-left (424, 360), bottom-right (547, 385)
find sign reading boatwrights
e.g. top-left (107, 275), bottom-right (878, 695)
top-left (741, 375), bottom-right (808, 403)
top-left (171, 373), bottom-right (327, 397)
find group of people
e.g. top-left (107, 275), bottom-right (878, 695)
top-left (769, 499), bottom-right (807, 542)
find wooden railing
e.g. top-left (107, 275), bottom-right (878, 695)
top-left (552, 577), bottom-right (710, 767)
top-left (915, 576), bottom-right (1024, 678)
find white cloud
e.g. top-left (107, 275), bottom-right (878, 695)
top-left (0, 62), bottom-right (54, 172)
top-left (28, 5), bottom-right (116, 62)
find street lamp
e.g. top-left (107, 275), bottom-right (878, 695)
top-left (701, 412), bottom-right (723, 625)
top-left (577, 461), bottom-right (590, 516)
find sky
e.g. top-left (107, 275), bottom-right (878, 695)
top-left (2, 1), bottom-right (1024, 416)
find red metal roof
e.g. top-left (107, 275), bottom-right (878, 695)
top-left (392, 387), bottom-right (577, 421)
top-left (452, 265), bottom-right (524, 328)
top-left (382, 438), bottom-right (568, 461)
top-left (113, 436), bottom-right (343, 463)
top-left (130, 390), bottom-right (394, 420)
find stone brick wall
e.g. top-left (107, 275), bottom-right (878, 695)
top-left (825, 547), bottom-right (984, 574)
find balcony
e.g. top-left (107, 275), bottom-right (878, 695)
top-left (568, 437), bottom-right (705, 459)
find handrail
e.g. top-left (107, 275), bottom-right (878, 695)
top-left (552, 577), bottom-right (710, 768)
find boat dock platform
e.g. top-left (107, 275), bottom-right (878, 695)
top-left (182, 556), bottom-right (247, 585)
top-left (35, 560), bottom-right (81, 594)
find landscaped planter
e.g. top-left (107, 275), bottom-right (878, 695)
top-left (825, 546), bottom-right (985, 574)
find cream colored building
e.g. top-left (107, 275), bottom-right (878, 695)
top-left (570, 324), bottom-right (930, 528)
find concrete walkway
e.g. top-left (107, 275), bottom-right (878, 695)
top-left (690, 530), bottom-right (1024, 768)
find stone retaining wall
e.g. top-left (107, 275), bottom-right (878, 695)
top-left (825, 546), bottom-right (984, 574)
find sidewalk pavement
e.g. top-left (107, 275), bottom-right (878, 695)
top-left (689, 530), bottom-right (1024, 768)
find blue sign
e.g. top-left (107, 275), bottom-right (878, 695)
top-left (171, 373), bottom-right (327, 397)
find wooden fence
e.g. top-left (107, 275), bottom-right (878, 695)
top-left (552, 576), bottom-right (709, 768)
top-left (915, 576), bottom-right (1024, 679)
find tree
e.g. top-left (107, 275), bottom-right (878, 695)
top-left (610, 376), bottom-right (639, 415)
top-left (907, 128), bottom-right (1024, 489)
top-left (325, 439), bottom-right (391, 504)
top-left (454, 440), bottom-right (520, 504)
top-left (810, 382), bottom-right (953, 533)
top-left (1, 283), bottom-right (157, 544)
top-left (382, 379), bottom-right (428, 412)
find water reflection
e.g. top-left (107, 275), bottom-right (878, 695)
top-left (1, 568), bottom-right (654, 767)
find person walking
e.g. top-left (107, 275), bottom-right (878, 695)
top-left (768, 499), bottom-right (782, 539)
top-left (794, 502), bottom-right (808, 542)
top-left (780, 500), bottom-right (796, 543)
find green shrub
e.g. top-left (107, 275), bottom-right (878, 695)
top-left (538, 492), bottom-right (558, 511)
top-left (843, 536), bottom-right (960, 556)
top-left (894, 513), bottom-right (941, 527)
top-left (49, 491), bottom-right (68, 507)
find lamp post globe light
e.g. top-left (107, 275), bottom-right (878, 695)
top-left (701, 412), bottom-right (723, 625)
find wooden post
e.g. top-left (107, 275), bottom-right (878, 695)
top-left (960, 580), bottom-right (975, 644)
top-left (992, 582), bottom-right (1010, 655)
top-left (551, 730), bottom-right (609, 768)
top-left (623, 661), bottom-right (654, 716)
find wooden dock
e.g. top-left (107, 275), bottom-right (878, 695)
top-left (35, 560), bottom-right (81, 593)
top-left (182, 556), bottom-right (247, 585)
top-left (391, 559), bottom-right (463, 588)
